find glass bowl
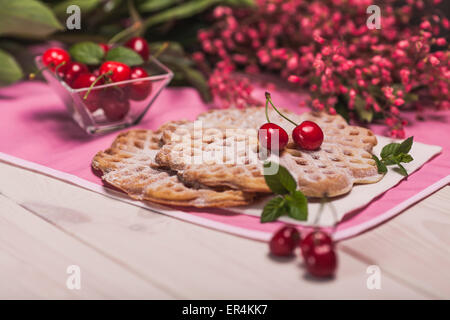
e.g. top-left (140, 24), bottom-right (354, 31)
top-left (36, 56), bottom-right (173, 135)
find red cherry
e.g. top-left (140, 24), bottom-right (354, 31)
top-left (125, 37), bottom-right (150, 61)
top-left (99, 61), bottom-right (131, 83)
top-left (42, 48), bottom-right (71, 71)
top-left (71, 73), bottom-right (104, 89)
top-left (304, 243), bottom-right (337, 278)
top-left (269, 226), bottom-right (301, 257)
top-left (292, 121), bottom-right (324, 150)
top-left (258, 123), bottom-right (289, 151)
top-left (72, 73), bottom-right (104, 112)
top-left (92, 68), bottom-right (101, 77)
top-left (61, 62), bottom-right (88, 86)
top-left (128, 67), bottom-right (152, 101)
top-left (300, 230), bottom-right (333, 260)
top-left (102, 90), bottom-right (130, 121)
top-left (99, 43), bottom-right (110, 54)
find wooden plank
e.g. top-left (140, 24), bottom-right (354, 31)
top-left (0, 161), bottom-right (429, 299)
top-left (342, 185), bottom-right (450, 299)
top-left (0, 194), bottom-right (172, 299)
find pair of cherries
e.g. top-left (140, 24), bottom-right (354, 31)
top-left (40, 37), bottom-right (152, 121)
top-left (270, 226), bottom-right (337, 278)
top-left (259, 92), bottom-right (324, 151)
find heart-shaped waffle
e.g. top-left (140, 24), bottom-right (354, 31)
top-left (155, 108), bottom-right (383, 197)
top-left (92, 129), bottom-right (255, 207)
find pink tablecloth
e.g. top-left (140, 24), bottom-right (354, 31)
top-left (0, 81), bottom-right (449, 241)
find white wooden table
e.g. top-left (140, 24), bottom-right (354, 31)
top-left (0, 160), bottom-right (449, 299)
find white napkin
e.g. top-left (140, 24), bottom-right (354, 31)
top-left (229, 136), bottom-right (442, 227)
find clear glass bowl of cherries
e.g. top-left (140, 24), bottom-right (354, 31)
top-left (35, 38), bottom-right (173, 135)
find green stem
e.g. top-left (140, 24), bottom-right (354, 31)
top-left (83, 71), bottom-right (112, 100)
top-left (54, 61), bottom-right (67, 80)
top-left (29, 61), bottom-right (66, 80)
top-left (108, 21), bottom-right (141, 45)
top-left (153, 42), bottom-right (169, 59)
top-left (265, 92), bottom-right (298, 126)
top-left (264, 98), bottom-right (270, 123)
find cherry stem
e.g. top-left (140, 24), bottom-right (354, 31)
top-left (264, 97), bottom-right (270, 123)
top-left (29, 61), bottom-right (66, 80)
top-left (313, 192), bottom-right (338, 238)
top-left (265, 92), bottom-right (298, 126)
top-left (83, 70), bottom-right (112, 100)
top-left (54, 61), bottom-right (67, 81)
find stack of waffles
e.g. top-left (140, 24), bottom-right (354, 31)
top-left (92, 107), bottom-right (383, 207)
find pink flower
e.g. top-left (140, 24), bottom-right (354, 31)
top-left (394, 98), bottom-right (405, 106)
top-left (420, 20), bottom-right (431, 30)
top-left (436, 38), bottom-right (446, 46)
top-left (288, 75), bottom-right (301, 83)
top-left (429, 56), bottom-right (440, 66)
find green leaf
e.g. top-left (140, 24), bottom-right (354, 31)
top-left (225, 0), bottom-right (255, 6)
top-left (261, 197), bottom-right (286, 223)
top-left (380, 142), bottom-right (400, 159)
top-left (404, 92), bottom-right (419, 103)
top-left (0, 49), bottom-right (23, 85)
top-left (394, 163), bottom-right (408, 177)
top-left (139, 0), bottom-right (183, 13)
top-left (53, 0), bottom-right (101, 17)
top-left (263, 162), bottom-right (297, 195)
top-left (382, 155), bottom-right (398, 166)
top-left (0, 0), bottom-right (63, 38)
top-left (105, 46), bottom-right (144, 66)
top-left (181, 66), bottom-right (212, 102)
top-left (396, 136), bottom-right (414, 155)
top-left (354, 95), bottom-right (374, 123)
top-left (334, 98), bottom-right (350, 123)
top-left (150, 41), bottom-right (185, 57)
top-left (69, 42), bottom-right (104, 65)
top-left (398, 153), bottom-right (414, 163)
top-left (278, 166), bottom-right (297, 194)
top-left (372, 155), bottom-right (387, 174)
top-left (285, 191), bottom-right (308, 221)
top-left (143, 0), bottom-right (220, 29)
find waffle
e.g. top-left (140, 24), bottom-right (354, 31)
top-left (156, 108), bottom-right (383, 197)
top-left (92, 129), bottom-right (255, 207)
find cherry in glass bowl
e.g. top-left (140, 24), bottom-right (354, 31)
top-left (35, 56), bottom-right (173, 135)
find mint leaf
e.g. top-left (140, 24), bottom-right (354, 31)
top-left (278, 165), bottom-right (297, 193)
top-left (396, 136), bottom-right (413, 155)
top-left (263, 162), bottom-right (296, 195)
top-left (394, 163), bottom-right (408, 176)
top-left (382, 155), bottom-right (398, 165)
top-left (69, 42), bottom-right (104, 65)
top-left (372, 155), bottom-right (387, 174)
top-left (261, 197), bottom-right (286, 223)
top-left (375, 136), bottom-right (414, 177)
top-left (285, 191), bottom-right (308, 221)
top-left (380, 142), bottom-right (400, 159)
top-left (398, 153), bottom-right (413, 163)
top-left (105, 46), bottom-right (144, 66)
